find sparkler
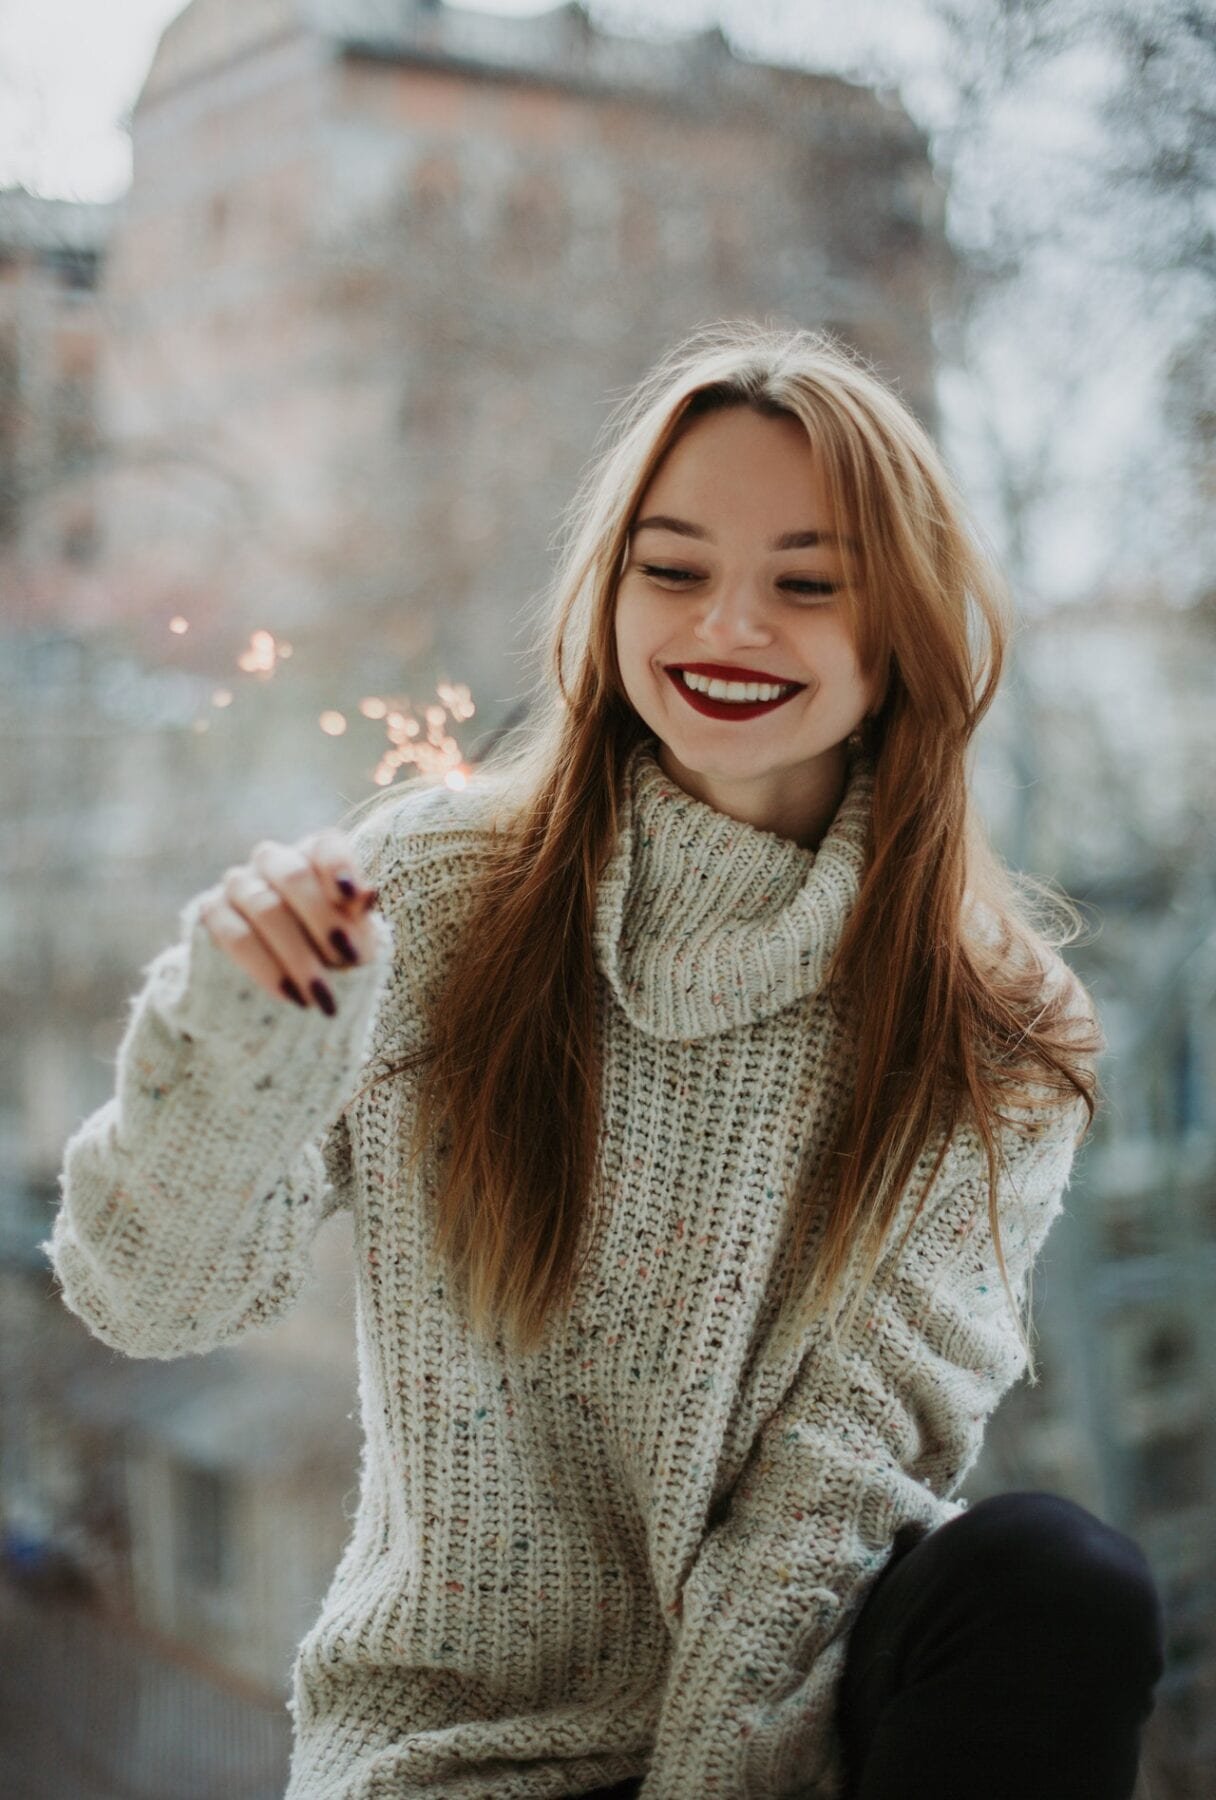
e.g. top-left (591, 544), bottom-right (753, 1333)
top-left (171, 618), bottom-right (477, 787)
top-left (363, 679), bottom-right (476, 788)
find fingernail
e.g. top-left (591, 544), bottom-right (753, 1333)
top-left (329, 928), bottom-right (359, 965)
top-left (336, 873), bottom-right (358, 900)
top-left (310, 979), bottom-right (336, 1016)
top-left (281, 977), bottom-right (308, 1009)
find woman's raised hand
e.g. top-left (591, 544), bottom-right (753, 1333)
top-left (197, 829), bottom-right (382, 1014)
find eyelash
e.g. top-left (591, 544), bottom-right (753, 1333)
top-left (637, 564), bottom-right (838, 599)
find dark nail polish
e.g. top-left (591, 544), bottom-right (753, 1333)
top-left (336, 874), bottom-right (358, 900)
top-left (330, 928), bottom-right (359, 965)
top-left (310, 979), bottom-right (336, 1017)
top-left (281, 977), bottom-right (308, 1009)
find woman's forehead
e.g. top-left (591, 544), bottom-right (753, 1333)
top-left (635, 411), bottom-right (847, 537)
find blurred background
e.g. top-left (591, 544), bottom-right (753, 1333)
top-left (0, 1), bottom-right (1211, 1794)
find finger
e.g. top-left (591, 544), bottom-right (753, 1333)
top-left (301, 827), bottom-right (379, 911)
top-left (247, 840), bottom-right (365, 967)
top-left (221, 869), bottom-right (341, 1014)
top-left (294, 832), bottom-right (382, 957)
top-left (230, 852), bottom-right (348, 981)
top-left (199, 894), bottom-right (311, 1007)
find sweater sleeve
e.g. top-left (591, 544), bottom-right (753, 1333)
top-left (640, 1093), bottom-right (1088, 1800)
top-left (41, 859), bottom-right (396, 1362)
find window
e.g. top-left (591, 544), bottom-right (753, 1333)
top-left (1140, 1321), bottom-right (1194, 1390)
top-left (62, 511), bottom-right (99, 564)
top-left (1130, 1429), bottom-right (1206, 1514)
top-left (175, 1463), bottom-right (234, 1591)
top-left (42, 247), bottom-right (98, 292)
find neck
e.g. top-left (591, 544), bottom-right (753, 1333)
top-left (654, 740), bottom-right (849, 850)
top-left (593, 739), bottom-right (874, 1040)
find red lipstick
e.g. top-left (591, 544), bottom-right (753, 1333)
top-left (663, 664), bottom-right (805, 722)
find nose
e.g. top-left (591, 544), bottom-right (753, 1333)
top-left (692, 581), bottom-right (774, 653)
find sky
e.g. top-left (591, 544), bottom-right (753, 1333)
top-left (1, 0), bottom-right (184, 203)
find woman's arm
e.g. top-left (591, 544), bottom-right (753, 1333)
top-left (41, 859), bottom-right (395, 1361)
top-left (641, 1092), bottom-right (1087, 1800)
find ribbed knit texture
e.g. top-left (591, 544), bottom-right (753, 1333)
top-left (45, 735), bottom-right (1086, 1799)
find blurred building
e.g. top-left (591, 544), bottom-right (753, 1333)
top-left (968, 592), bottom-right (1216, 1790)
top-left (1, 2), bottom-right (1210, 1797)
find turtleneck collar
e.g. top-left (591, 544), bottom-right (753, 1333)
top-left (593, 735), bottom-right (874, 1041)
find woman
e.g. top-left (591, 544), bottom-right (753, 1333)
top-left (46, 321), bottom-right (1164, 1799)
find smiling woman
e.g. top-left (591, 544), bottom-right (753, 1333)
top-left (615, 405), bottom-right (876, 848)
top-left (46, 319), bottom-right (1163, 1800)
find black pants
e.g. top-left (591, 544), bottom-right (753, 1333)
top-left (835, 1490), bottom-right (1166, 1799)
top-left (582, 1489), bottom-right (1165, 1800)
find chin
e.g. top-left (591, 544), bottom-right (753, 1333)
top-left (663, 741), bottom-right (787, 782)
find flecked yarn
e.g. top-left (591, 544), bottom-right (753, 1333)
top-left (46, 734), bottom-right (1086, 1798)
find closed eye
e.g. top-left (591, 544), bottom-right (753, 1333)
top-left (638, 564), bottom-right (838, 598)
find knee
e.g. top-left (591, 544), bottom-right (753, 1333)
top-left (947, 1491), bottom-right (1165, 1661)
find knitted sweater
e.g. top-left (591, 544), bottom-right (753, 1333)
top-left (45, 736), bottom-right (1087, 1800)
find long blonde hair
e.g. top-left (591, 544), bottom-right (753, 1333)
top-left (342, 319), bottom-right (1100, 1371)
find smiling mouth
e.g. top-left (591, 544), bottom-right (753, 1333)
top-left (663, 665), bottom-right (806, 720)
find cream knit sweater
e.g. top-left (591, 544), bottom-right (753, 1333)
top-left (45, 736), bottom-right (1087, 1800)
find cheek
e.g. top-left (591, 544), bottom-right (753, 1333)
top-left (807, 627), bottom-right (873, 715)
top-left (827, 624), bottom-right (867, 682)
top-left (615, 598), bottom-right (658, 675)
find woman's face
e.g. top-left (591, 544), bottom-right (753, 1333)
top-left (614, 405), bottom-right (875, 847)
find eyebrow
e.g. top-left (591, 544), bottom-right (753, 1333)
top-left (631, 514), bottom-right (856, 551)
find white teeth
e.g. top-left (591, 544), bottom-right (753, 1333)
top-left (679, 670), bottom-right (794, 703)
